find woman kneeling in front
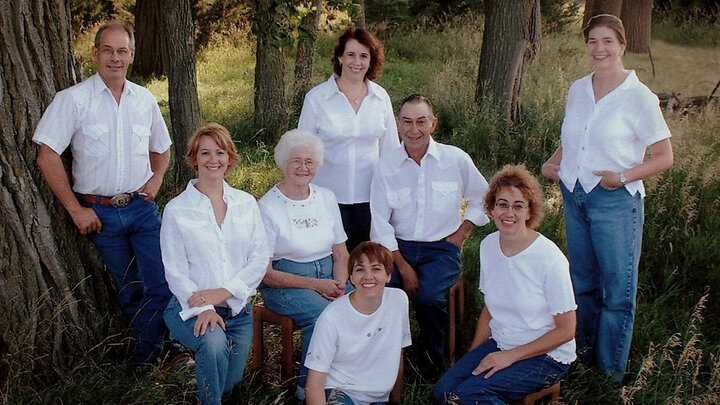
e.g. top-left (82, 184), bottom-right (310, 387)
top-left (305, 242), bottom-right (411, 405)
top-left (434, 165), bottom-right (576, 405)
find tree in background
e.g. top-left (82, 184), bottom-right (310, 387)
top-left (583, 0), bottom-right (624, 27)
top-left (162, 0), bottom-right (202, 187)
top-left (352, 0), bottom-right (366, 27)
top-left (293, 0), bottom-right (323, 112)
top-left (476, 0), bottom-right (536, 124)
top-left (133, 0), bottom-right (165, 78)
top-left (622, 0), bottom-right (654, 53)
top-left (1, 0), bottom-right (115, 385)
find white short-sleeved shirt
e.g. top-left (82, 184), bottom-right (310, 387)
top-left (161, 180), bottom-right (270, 321)
top-left (305, 287), bottom-right (412, 405)
top-left (298, 75), bottom-right (399, 204)
top-left (559, 70), bottom-right (672, 197)
top-left (33, 74), bottom-right (171, 196)
top-left (479, 232), bottom-right (577, 364)
top-left (258, 184), bottom-right (347, 262)
top-left (370, 139), bottom-right (489, 251)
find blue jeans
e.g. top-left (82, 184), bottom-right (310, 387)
top-left (164, 297), bottom-right (253, 405)
top-left (339, 202), bottom-right (371, 253)
top-left (561, 181), bottom-right (643, 383)
top-left (82, 196), bottom-right (171, 364)
top-left (324, 388), bottom-right (386, 405)
top-left (433, 339), bottom-right (569, 405)
top-left (258, 255), bottom-right (338, 394)
top-left (390, 239), bottom-right (462, 361)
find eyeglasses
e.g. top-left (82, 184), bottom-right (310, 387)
top-left (289, 158), bottom-right (317, 169)
top-left (494, 201), bottom-right (528, 212)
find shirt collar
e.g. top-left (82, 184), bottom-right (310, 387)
top-left (91, 73), bottom-right (134, 96)
top-left (323, 74), bottom-right (381, 101)
top-left (185, 179), bottom-right (232, 205)
top-left (587, 69), bottom-right (639, 99)
top-left (399, 137), bottom-right (440, 163)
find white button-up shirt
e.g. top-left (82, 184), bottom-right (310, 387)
top-left (33, 74), bottom-right (171, 196)
top-left (559, 70), bottom-right (671, 197)
top-left (298, 75), bottom-right (399, 204)
top-left (160, 180), bottom-right (270, 321)
top-left (370, 139), bottom-right (489, 251)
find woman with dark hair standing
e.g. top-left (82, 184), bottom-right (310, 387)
top-left (542, 14), bottom-right (673, 383)
top-left (298, 26), bottom-right (399, 253)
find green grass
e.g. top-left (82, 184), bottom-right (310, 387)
top-left (15, 11), bottom-right (719, 405)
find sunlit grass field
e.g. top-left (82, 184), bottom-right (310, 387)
top-left (12, 12), bottom-right (719, 405)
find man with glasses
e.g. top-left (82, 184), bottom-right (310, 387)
top-left (33, 20), bottom-right (176, 370)
top-left (370, 94), bottom-right (489, 369)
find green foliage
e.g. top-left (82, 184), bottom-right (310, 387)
top-left (193, 0), bottom-right (254, 48)
top-left (540, 0), bottom-right (582, 34)
top-left (655, 0), bottom-right (720, 24)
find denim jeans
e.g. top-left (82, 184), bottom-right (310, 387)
top-left (258, 255), bottom-right (338, 394)
top-left (164, 297), bottom-right (253, 405)
top-left (339, 202), bottom-right (371, 253)
top-left (324, 388), bottom-right (386, 405)
top-left (561, 181), bottom-right (643, 383)
top-left (390, 239), bottom-right (462, 361)
top-left (82, 196), bottom-right (171, 364)
top-left (433, 339), bottom-right (570, 405)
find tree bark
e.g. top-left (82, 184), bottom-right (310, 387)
top-left (621, 0), bottom-right (653, 53)
top-left (583, 0), bottom-right (624, 28)
top-left (161, 0), bottom-right (202, 187)
top-left (133, 0), bottom-right (165, 79)
top-left (254, 0), bottom-right (288, 145)
top-left (527, 0), bottom-right (541, 59)
top-left (476, 0), bottom-right (532, 124)
top-left (0, 0), bottom-right (113, 383)
top-left (353, 0), bottom-right (366, 27)
top-left (293, 0), bottom-right (322, 112)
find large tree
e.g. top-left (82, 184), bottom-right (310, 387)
top-left (583, 0), bottom-right (624, 28)
top-left (0, 0), bottom-right (114, 383)
top-left (293, 0), bottom-right (322, 112)
top-left (621, 0), bottom-right (653, 53)
top-left (133, 0), bottom-right (165, 79)
top-left (162, 0), bottom-right (202, 187)
top-left (476, 0), bottom-right (534, 124)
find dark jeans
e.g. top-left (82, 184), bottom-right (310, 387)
top-left (339, 202), bottom-right (371, 253)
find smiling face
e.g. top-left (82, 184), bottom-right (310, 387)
top-left (398, 101), bottom-right (437, 160)
top-left (92, 27), bottom-right (134, 84)
top-left (196, 135), bottom-right (230, 182)
top-left (338, 39), bottom-right (371, 79)
top-left (283, 147), bottom-right (317, 189)
top-left (491, 186), bottom-right (532, 236)
top-left (586, 25), bottom-right (625, 72)
top-left (350, 254), bottom-right (392, 299)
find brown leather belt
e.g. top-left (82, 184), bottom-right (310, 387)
top-left (78, 192), bottom-right (140, 208)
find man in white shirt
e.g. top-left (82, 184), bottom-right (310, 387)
top-left (370, 94), bottom-right (489, 367)
top-left (33, 21), bottom-right (173, 368)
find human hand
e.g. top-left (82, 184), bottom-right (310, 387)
top-left (194, 309), bottom-right (226, 337)
top-left (593, 170), bottom-right (623, 190)
top-left (542, 163), bottom-right (561, 182)
top-left (445, 229), bottom-right (467, 249)
top-left (69, 206), bottom-right (102, 235)
top-left (397, 262), bottom-right (419, 300)
top-left (315, 279), bottom-right (345, 300)
top-left (472, 350), bottom-right (517, 378)
top-left (188, 288), bottom-right (231, 308)
top-left (137, 175), bottom-right (163, 200)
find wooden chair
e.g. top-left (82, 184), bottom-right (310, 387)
top-left (446, 275), bottom-right (465, 364)
top-left (250, 304), bottom-right (300, 387)
top-left (511, 382), bottom-right (561, 405)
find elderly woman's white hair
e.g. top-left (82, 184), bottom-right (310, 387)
top-left (274, 129), bottom-right (324, 170)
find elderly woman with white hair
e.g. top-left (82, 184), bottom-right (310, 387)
top-left (258, 129), bottom-right (350, 400)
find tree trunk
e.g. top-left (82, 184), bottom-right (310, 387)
top-left (161, 0), bottom-right (202, 187)
top-left (583, 0), bottom-right (624, 28)
top-left (353, 0), bottom-right (366, 27)
top-left (0, 0), bottom-right (114, 383)
top-left (476, 0), bottom-right (532, 124)
top-left (621, 0), bottom-right (653, 53)
top-left (527, 0), bottom-right (541, 58)
top-left (293, 0), bottom-right (322, 113)
top-left (133, 0), bottom-right (165, 79)
top-left (254, 0), bottom-right (288, 145)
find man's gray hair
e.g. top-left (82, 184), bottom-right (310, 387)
top-left (274, 129), bottom-right (324, 171)
top-left (94, 20), bottom-right (135, 51)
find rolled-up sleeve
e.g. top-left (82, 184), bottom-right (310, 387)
top-left (370, 166), bottom-right (399, 251)
top-left (460, 153), bottom-right (490, 226)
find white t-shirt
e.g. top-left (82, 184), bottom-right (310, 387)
top-left (559, 70), bottom-right (671, 197)
top-left (33, 74), bottom-right (171, 196)
top-left (298, 75), bottom-right (399, 204)
top-left (305, 287), bottom-right (412, 404)
top-left (258, 184), bottom-right (347, 262)
top-left (479, 232), bottom-right (577, 364)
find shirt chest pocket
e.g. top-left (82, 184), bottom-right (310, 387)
top-left (132, 125), bottom-right (151, 156)
top-left (431, 181), bottom-right (458, 212)
top-left (82, 124), bottom-right (109, 156)
top-left (387, 187), bottom-right (411, 210)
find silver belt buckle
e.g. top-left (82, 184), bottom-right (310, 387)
top-left (110, 193), bottom-right (132, 208)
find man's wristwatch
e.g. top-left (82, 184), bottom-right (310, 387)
top-left (618, 171), bottom-right (627, 186)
